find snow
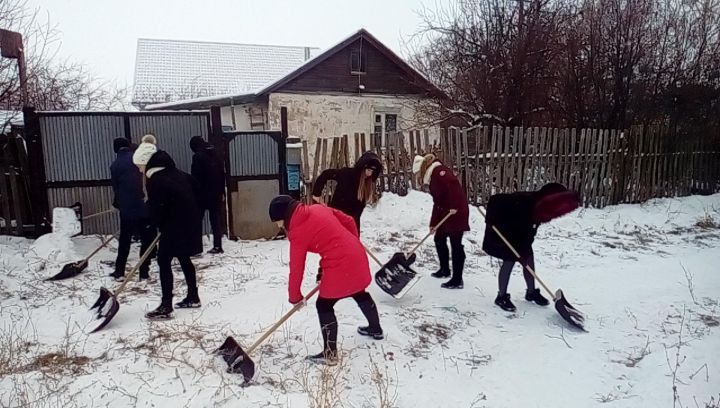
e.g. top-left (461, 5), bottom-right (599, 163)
top-left (1, 192), bottom-right (719, 407)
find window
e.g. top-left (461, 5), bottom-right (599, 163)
top-left (350, 49), bottom-right (366, 74)
top-left (373, 112), bottom-right (399, 146)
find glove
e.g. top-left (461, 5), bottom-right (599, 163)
top-left (289, 294), bottom-right (304, 305)
top-left (316, 267), bottom-right (323, 283)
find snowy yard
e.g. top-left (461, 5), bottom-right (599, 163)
top-left (1, 191), bottom-right (719, 407)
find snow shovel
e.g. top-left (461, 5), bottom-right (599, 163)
top-left (46, 230), bottom-right (119, 281)
top-left (477, 207), bottom-right (586, 330)
top-left (89, 234), bottom-right (160, 333)
top-left (372, 211), bottom-right (455, 298)
top-left (216, 285), bottom-right (320, 383)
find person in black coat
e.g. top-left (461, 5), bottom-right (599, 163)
top-left (189, 136), bottom-right (226, 254)
top-left (139, 150), bottom-right (203, 319)
top-left (482, 183), bottom-right (579, 312)
top-left (110, 138), bottom-right (157, 281)
top-left (311, 151), bottom-right (383, 233)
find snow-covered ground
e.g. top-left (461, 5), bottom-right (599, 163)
top-left (1, 192), bottom-right (719, 408)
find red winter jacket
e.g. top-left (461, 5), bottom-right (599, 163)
top-left (428, 164), bottom-right (470, 234)
top-left (287, 203), bottom-right (372, 301)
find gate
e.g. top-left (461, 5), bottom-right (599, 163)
top-left (24, 109), bottom-right (210, 235)
top-left (224, 130), bottom-right (287, 239)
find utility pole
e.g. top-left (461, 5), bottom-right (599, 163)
top-left (0, 29), bottom-right (28, 107)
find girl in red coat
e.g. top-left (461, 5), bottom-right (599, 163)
top-left (412, 154), bottom-right (470, 289)
top-left (268, 195), bottom-right (383, 365)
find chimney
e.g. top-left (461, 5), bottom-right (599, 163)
top-left (304, 47), bottom-right (311, 61)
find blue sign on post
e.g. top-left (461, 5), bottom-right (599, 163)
top-left (287, 164), bottom-right (300, 191)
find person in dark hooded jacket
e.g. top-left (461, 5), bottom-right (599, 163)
top-left (311, 151), bottom-right (383, 233)
top-left (189, 136), bottom-right (226, 254)
top-left (110, 138), bottom-right (157, 281)
top-left (483, 183), bottom-right (580, 312)
top-left (136, 149), bottom-right (203, 319)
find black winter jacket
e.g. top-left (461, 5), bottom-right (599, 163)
top-left (311, 152), bottom-right (383, 230)
top-left (482, 192), bottom-right (538, 261)
top-left (146, 150), bottom-right (203, 257)
top-left (110, 147), bottom-right (149, 221)
top-left (190, 138), bottom-right (225, 206)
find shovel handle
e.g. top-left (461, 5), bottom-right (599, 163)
top-left (81, 208), bottom-right (117, 221)
top-left (407, 211), bottom-right (455, 256)
top-left (114, 234), bottom-right (160, 295)
top-left (246, 285), bottom-right (320, 355)
top-left (82, 230), bottom-right (120, 262)
top-left (476, 207), bottom-right (555, 300)
top-left (363, 244), bottom-right (384, 267)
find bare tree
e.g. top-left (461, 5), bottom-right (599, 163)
top-left (0, 0), bottom-right (128, 112)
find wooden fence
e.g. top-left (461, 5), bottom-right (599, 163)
top-left (300, 124), bottom-right (720, 208)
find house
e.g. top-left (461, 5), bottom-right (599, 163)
top-left (137, 29), bottom-right (443, 151)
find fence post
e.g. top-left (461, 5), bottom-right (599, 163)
top-left (22, 107), bottom-right (50, 237)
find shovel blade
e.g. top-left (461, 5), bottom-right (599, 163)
top-left (46, 260), bottom-right (87, 281)
top-left (388, 252), bottom-right (416, 268)
top-left (374, 259), bottom-right (418, 298)
top-left (89, 287), bottom-right (119, 333)
top-left (216, 336), bottom-right (255, 383)
top-left (553, 289), bottom-right (586, 331)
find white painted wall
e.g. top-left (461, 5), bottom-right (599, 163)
top-left (219, 102), bottom-right (266, 130)
top-left (267, 92), bottom-right (438, 143)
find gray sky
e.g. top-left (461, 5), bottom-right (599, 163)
top-left (31, 0), bottom-right (448, 87)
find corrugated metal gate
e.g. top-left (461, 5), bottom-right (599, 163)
top-left (27, 110), bottom-right (210, 235)
top-left (20, 107), bottom-right (288, 240)
top-left (225, 131), bottom-right (286, 239)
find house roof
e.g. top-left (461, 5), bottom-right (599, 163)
top-left (132, 38), bottom-right (320, 107)
top-left (144, 29), bottom-right (443, 111)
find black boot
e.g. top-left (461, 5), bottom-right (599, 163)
top-left (525, 288), bottom-right (549, 306)
top-left (145, 301), bottom-right (173, 319)
top-left (433, 234), bottom-right (451, 278)
top-left (306, 350), bottom-right (338, 366)
top-left (431, 269), bottom-right (451, 278)
top-left (357, 326), bottom-right (384, 340)
top-left (207, 247), bottom-right (224, 254)
top-left (494, 293), bottom-right (516, 312)
top-left (442, 242), bottom-right (465, 289)
top-left (175, 297), bottom-right (201, 308)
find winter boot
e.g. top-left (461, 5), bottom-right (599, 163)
top-left (494, 293), bottom-right (517, 312)
top-left (441, 280), bottom-right (464, 289)
top-left (525, 288), bottom-right (550, 306)
top-left (306, 350), bottom-right (338, 366)
top-left (431, 268), bottom-right (451, 278)
top-left (207, 247), bottom-right (224, 255)
top-left (175, 295), bottom-right (201, 308)
top-left (145, 302), bottom-right (173, 320)
top-left (357, 326), bottom-right (385, 340)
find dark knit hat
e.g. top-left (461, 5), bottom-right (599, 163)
top-left (113, 137), bottom-right (131, 153)
top-left (269, 195), bottom-right (296, 222)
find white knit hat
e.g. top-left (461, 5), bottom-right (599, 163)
top-left (133, 142), bottom-right (157, 166)
top-left (141, 134), bottom-right (157, 144)
top-left (412, 155), bottom-right (425, 174)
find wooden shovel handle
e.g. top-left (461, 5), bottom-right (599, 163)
top-left (82, 208), bottom-right (117, 221)
top-left (246, 285), bottom-right (320, 355)
top-left (114, 234), bottom-right (160, 295)
top-left (363, 244), bottom-right (384, 267)
top-left (476, 207), bottom-right (555, 299)
top-left (82, 230), bottom-right (119, 263)
top-left (408, 211), bottom-right (455, 256)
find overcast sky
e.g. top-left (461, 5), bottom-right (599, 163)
top-left (30, 0), bottom-right (449, 87)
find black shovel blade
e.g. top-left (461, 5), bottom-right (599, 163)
top-left (46, 260), bottom-right (88, 281)
top-left (388, 252), bottom-right (416, 268)
top-left (554, 289), bottom-right (586, 331)
top-left (374, 258), bottom-right (418, 298)
top-left (216, 336), bottom-right (255, 383)
top-left (89, 287), bottom-right (119, 333)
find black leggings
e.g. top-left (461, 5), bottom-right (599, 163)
top-left (498, 251), bottom-right (536, 295)
top-left (315, 291), bottom-right (381, 353)
top-left (434, 231), bottom-right (466, 281)
top-left (157, 254), bottom-right (198, 304)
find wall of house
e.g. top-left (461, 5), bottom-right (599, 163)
top-left (219, 102), bottom-right (267, 130)
top-left (267, 92), bottom-right (438, 149)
